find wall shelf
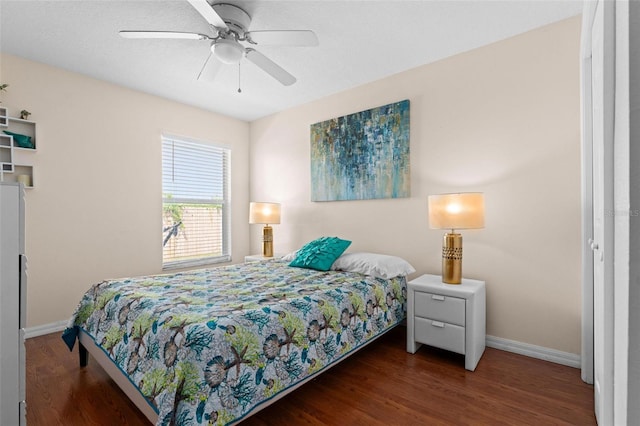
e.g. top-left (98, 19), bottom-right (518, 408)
top-left (5, 117), bottom-right (36, 150)
top-left (0, 134), bottom-right (14, 173)
top-left (0, 107), bottom-right (7, 127)
top-left (0, 111), bottom-right (37, 187)
top-left (10, 165), bottom-right (34, 189)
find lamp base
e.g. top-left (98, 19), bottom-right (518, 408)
top-left (442, 232), bottom-right (462, 284)
top-left (262, 225), bottom-right (273, 257)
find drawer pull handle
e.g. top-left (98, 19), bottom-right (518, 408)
top-left (431, 295), bottom-right (445, 301)
top-left (431, 321), bottom-right (445, 328)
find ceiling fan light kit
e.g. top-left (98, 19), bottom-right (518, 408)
top-left (120, 0), bottom-right (318, 87)
top-left (213, 39), bottom-right (244, 64)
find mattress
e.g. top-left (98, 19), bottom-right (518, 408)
top-left (62, 259), bottom-right (407, 425)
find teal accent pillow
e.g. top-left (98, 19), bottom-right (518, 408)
top-left (289, 237), bottom-right (352, 271)
top-left (3, 130), bottom-right (33, 149)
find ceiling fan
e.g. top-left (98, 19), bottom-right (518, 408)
top-left (119, 0), bottom-right (318, 87)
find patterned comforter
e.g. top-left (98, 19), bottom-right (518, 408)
top-left (62, 259), bottom-right (407, 425)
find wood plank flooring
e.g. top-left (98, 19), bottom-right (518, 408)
top-left (26, 326), bottom-right (595, 425)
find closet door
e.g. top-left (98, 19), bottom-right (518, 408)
top-left (588, 0), bottom-right (615, 423)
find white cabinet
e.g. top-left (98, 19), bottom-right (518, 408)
top-left (407, 274), bottom-right (485, 371)
top-left (0, 182), bottom-right (27, 425)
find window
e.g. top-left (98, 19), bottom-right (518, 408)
top-left (162, 135), bottom-right (230, 269)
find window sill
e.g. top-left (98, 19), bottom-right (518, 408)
top-left (162, 255), bottom-right (231, 271)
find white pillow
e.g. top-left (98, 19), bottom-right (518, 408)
top-left (280, 250), bottom-right (298, 262)
top-left (331, 252), bottom-right (416, 279)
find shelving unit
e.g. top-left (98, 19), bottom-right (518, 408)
top-left (6, 118), bottom-right (36, 150)
top-left (0, 106), bottom-right (7, 127)
top-left (11, 166), bottom-right (33, 188)
top-left (0, 134), bottom-right (14, 174)
top-left (0, 110), bottom-right (37, 188)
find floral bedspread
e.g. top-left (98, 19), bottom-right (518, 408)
top-left (62, 259), bottom-right (407, 425)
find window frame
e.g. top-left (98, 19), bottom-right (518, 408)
top-left (161, 133), bottom-right (231, 270)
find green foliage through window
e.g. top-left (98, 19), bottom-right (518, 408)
top-left (162, 135), bottom-right (230, 268)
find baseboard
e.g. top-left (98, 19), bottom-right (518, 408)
top-left (25, 320), bottom-right (67, 339)
top-left (486, 335), bottom-right (581, 368)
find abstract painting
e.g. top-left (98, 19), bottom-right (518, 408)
top-left (310, 99), bottom-right (410, 201)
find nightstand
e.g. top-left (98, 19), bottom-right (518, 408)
top-left (406, 274), bottom-right (486, 371)
top-left (244, 254), bottom-right (284, 262)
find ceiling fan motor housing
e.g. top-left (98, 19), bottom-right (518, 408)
top-left (212, 3), bottom-right (251, 35)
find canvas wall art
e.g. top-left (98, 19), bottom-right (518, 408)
top-left (310, 99), bottom-right (410, 201)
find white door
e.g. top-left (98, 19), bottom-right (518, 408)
top-left (589, 0), bottom-right (614, 423)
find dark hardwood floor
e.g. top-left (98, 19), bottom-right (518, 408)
top-left (26, 326), bottom-right (595, 425)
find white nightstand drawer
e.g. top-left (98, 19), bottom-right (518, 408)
top-left (414, 291), bottom-right (465, 326)
top-left (407, 274), bottom-right (485, 371)
top-left (414, 317), bottom-right (465, 355)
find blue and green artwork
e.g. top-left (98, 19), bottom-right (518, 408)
top-left (310, 99), bottom-right (410, 201)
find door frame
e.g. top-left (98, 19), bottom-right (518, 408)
top-left (612, 1), bottom-right (630, 422)
top-left (580, 0), bottom-right (630, 423)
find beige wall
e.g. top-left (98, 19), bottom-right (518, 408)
top-left (0, 54), bottom-right (250, 327)
top-left (0, 16), bottom-right (582, 354)
top-left (249, 17), bottom-right (582, 354)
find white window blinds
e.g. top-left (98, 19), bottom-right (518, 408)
top-left (162, 135), bottom-right (230, 268)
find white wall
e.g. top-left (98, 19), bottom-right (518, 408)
top-left (249, 17), bottom-right (583, 354)
top-left (0, 54), bottom-right (250, 327)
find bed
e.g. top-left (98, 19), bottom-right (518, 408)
top-left (62, 248), bottom-right (413, 425)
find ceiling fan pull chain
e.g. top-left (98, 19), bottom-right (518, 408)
top-left (238, 63), bottom-right (242, 93)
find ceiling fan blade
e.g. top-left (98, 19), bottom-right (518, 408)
top-left (245, 48), bottom-right (296, 86)
top-left (119, 31), bottom-right (210, 40)
top-left (246, 30), bottom-right (319, 47)
top-left (187, 0), bottom-right (228, 30)
top-left (197, 52), bottom-right (223, 81)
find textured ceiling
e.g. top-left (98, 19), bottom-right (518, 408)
top-left (0, 0), bottom-right (583, 121)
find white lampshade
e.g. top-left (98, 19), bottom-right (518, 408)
top-left (213, 39), bottom-right (244, 64)
top-left (249, 202), bottom-right (281, 225)
top-left (428, 193), bottom-right (485, 230)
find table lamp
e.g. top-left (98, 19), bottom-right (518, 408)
top-left (249, 202), bottom-right (281, 257)
top-left (428, 193), bottom-right (484, 284)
